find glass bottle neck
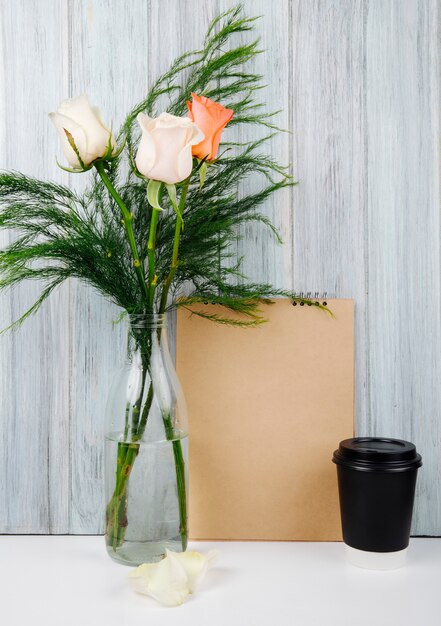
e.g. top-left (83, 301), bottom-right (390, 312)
top-left (126, 313), bottom-right (169, 361)
top-left (128, 313), bottom-right (168, 331)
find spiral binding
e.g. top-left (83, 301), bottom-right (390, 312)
top-left (198, 291), bottom-right (331, 307)
top-left (292, 291), bottom-right (330, 307)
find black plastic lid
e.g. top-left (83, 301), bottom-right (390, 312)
top-left (332, 437), bottom-right (422, 472)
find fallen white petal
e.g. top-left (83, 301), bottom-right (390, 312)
top-left (128, 557), bottom-right (190, 607)
top-left (166, 549), bottom-right (219, 593)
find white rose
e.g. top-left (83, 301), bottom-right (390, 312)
top-left (135, 112), bottom-right (204, 184)
top-left (49, 94), bottom-right (115, 168)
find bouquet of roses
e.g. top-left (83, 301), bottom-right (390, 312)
top-left (0, 7), bottom-right (322, 559)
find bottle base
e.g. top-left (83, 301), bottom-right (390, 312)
top-left (344, 544), bottom-right (408, 570)
top-left (106, 538), bottom-right (184, 566)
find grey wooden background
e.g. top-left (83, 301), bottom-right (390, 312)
top-left (0, 0), bottom-right (439, 535)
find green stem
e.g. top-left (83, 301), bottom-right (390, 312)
top-left (123, 402), bottom-right (130, 441)
top-left (106, 178), bottom-right (190, 552)
top-left (134, 383), bottom-right (154, 441)
top-left (157, 178), bottom-right (191, 550)
top-left (173, 440), bottom-right (187, 550)
top-left (131, 369), bottom-right (147, 438)
top-left (106, 440), bottom-right (139, 550)
top-left (106, 380), bottom-right (154, 549)
top-left (94, 161), bottom-right (149, 306)
top-left (147, 208), bottom-right (161, 308)
top-left (159, 177), bottom-right (190, 314)
top-left (97, 175), bottom-right (163, 524)
top-left (164, 414), bottom-right (188, 550)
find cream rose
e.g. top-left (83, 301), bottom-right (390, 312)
top-left (135, 112), bottom-right (204, 184)
top-left (49, 95), bottom-right (115, 169)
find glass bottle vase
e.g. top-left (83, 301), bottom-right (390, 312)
top-left (104, 313), bottom-right (188, 566)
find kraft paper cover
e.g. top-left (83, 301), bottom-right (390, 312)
top-left (176, 299), bottom-right (354, 540)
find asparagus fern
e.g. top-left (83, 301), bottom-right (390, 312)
top-left (0, 6), bottom-right (320, 332)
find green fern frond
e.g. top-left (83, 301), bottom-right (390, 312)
top-left (0, 5), bottom-right (309, 330)
top-left (0, 275), bottom-right (67, 334)
top-left (178, 307), bottom-right (265, 328)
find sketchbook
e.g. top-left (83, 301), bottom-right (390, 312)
top-left (176, 298), bottom-right (354, 540)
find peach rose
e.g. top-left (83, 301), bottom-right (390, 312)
top-left (186, 93), bottom-right (233, 161)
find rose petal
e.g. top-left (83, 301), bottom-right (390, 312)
top-left (135, 113), bottom-right (157, 177)
top-left (135, 112), bottom-right (204, 183)
top-left (176, 124), bottom-right (205, 182)
top-left (128, 562), bottom-right (157, 595)
top-left (137, 112), bottom-right (154, 133)
top-left (48, 112), bottom-right (87, 168)
top-left (50, 94), bottom-right (115, 166)
top-left (166, 549), bottom-right (219, 593)
top-left (128, 557), bottom-right (190, 607)
top-left (147, 126), bottom-right (191, 184)
top-left (187, 93), bottom-right (233, 160)
top-left (59, 95), bottom-right (112, 162)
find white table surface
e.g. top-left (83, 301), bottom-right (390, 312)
top-left (1, 536), bottom-right (439, 626)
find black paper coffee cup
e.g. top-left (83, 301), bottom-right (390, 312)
top-left (333, 437), bottom-right (422, 569)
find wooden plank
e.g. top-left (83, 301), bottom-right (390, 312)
top-left (290, 0), bottom-right (368, 437)
top-left (219, 0), bottom-right (294, 290)
top-left (0, 0), bottom-right (70, 532)
top-left (67, 0), bottom-right (151, 533)
top-left (147, 0), bottom-right (217, 87)
top-left (366, 0), bottom-right (441, 535)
